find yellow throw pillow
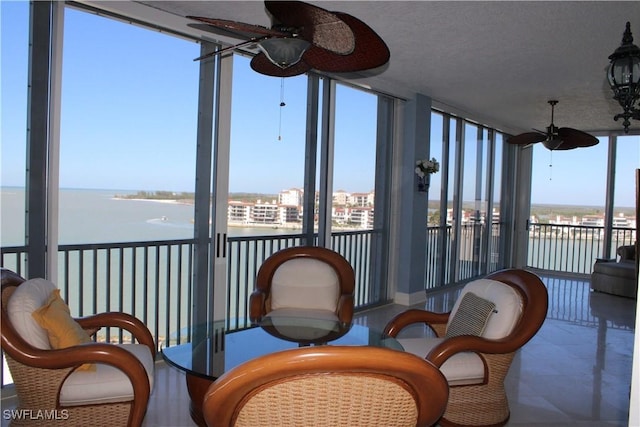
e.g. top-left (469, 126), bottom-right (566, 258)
top-left (31, 289), bottom-right (96, 372)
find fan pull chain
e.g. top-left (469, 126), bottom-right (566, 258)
top-left (549, 151), bottom-right (553, 181)
top-left (278, 78), bottom-right (285, 141)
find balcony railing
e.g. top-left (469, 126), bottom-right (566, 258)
top-left (1, 239), bottom-right (196, 353)
top-left (527, 223), bottom-right (636, 274)
top-left (1, 230), bottom-right (378, 386)
top-left (425, 222), bottom-right (502, 289)
top-left (2, 223), bottom-right (631, 386)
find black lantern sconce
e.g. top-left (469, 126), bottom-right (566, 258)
top-left (607, 22), bottom-right (640, 133)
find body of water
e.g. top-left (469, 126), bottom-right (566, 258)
top-left (1, 187), bottom-right (292, 247)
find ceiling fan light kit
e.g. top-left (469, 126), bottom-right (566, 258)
top-left (607, 21), bottom-right (640, 133)
top-left (187, 0), bottom-right (389, 78)
top-left (258, 37), bottom-right (310, 68)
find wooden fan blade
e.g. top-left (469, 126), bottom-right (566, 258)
top-left (187, 16), bottom-right (287, 39)
top-left (302, 12), bottom-right (390, 73)
top-left (250, 52), bottom-right (311, 77)
top-left (557, 128), bottom-right (599, 149)
top-left (507, 132), bottom-right (546, 145)
top-left (265, 1), bottom-right (355, 55)
top-left (542, 138), bottom-right (565, 151)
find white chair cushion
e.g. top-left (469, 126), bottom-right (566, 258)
top-left (265, 308), bottom-right (340, 340)
top-left (270, 258), bottom-right (339, 312)
top-left (266, 307), bottom-right (340, 322)
top-left (399, 337), bottom-right (484, 386)
top-left (7, 278), bottom-right (57, 349)
top-left (60, 343), bottom-right (155, 406)
top-left (447, 279), bottom-right (523, 339)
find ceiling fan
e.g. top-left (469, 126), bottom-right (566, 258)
top-left (187, 1), bottom-right (390, 77)
top-left (507, 100), bottom-right (599, 150)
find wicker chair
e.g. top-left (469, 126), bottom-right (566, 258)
top-left (202, 345), bottom-right (449, 427)
top-left (249, 246), bottom-right (355, 324)
top-left (1, 269), bottom-right (155, 426)
top-left (384, 269), bottom-right (548, 427)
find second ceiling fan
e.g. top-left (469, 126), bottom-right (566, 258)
top-left (507, 100), bottom-right (599, 150)
top-left (188, 1), bottom-right (390, 77)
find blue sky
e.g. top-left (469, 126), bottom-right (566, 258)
top-left (1, 2), bottom-right (639, 207)
top-left (1, 2), bottom-right (377, 195)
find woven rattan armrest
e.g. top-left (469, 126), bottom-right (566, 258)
top-left (383, 309), bottom-right (450, 338)
top-left (76, 312), bottom-right (155, 356)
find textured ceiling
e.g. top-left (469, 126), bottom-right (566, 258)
top-left (83, 1), bottom-right (640, 135)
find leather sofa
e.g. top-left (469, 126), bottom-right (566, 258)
top-left (591, 244), bottom-right (638, 299)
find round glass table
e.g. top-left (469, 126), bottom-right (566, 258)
top-left (161, 316), bottom-right (404, 426)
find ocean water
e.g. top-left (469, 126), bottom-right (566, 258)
top-left (1, 187), bottom-right (291, 247)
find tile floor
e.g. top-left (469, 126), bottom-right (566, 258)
top-left (2, 273), bottom-right (637, 426)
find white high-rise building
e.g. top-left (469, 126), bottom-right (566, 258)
top-left (278, 188), bottom-right (303, 206)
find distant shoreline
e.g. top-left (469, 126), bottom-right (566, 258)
top-left (111, 196), bottom-right (358, 231)
top-left (0, 186), bottom-right (635, 211)
top-left (227, 222), bottom-right (301, 230)
top-left (112, 196), bottom-right (193, 206)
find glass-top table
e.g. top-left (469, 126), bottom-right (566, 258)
top-left (161, 316), bottom-right (403, 426)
